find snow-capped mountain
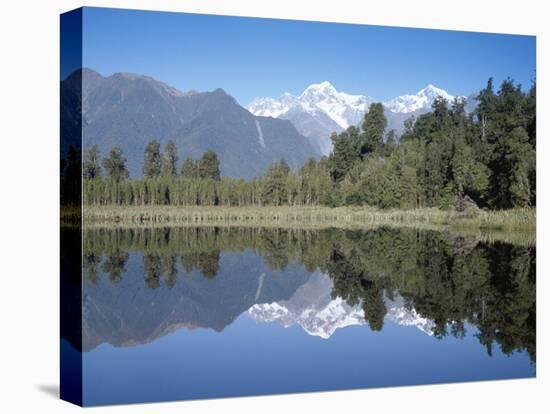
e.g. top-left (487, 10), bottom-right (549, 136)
top-left (247, 272), bottom-right (434, 339)
top-left (248, 81), bottom-right (374, 155)
top-left (248, 82), bottom-right (466, 155)
top-left (248, 96), bottom-right (293, 119)
top-left (249, 81), bottom-right (372, 129)
top-left (384, 84), bottom-right (456, 113)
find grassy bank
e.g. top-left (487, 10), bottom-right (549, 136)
top-left (81, 205), bottom-right (535, 231)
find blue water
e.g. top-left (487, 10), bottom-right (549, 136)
top-left (83, 315), bottom-right (535, 405)
top-left (82, 313), bottom-right (534, 406)
top-left (76, 227), bottom-right (536, 406)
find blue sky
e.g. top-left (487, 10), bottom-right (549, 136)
top-left (76, 7), bottom-right (536, 105)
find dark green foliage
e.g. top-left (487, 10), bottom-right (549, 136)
top-left (144, 253), bottom-right (161, 289)
top-left (181, 156), bottom-right (198, 179)
top-left (102, 146), bottom-right (129, 182)
top-left (261, 159), bottom-right (290, 206)
top-left (329, 130), bottom-right (358, 183)
top-left (472, 78), bottom-right (536, 208)
top-left (323, 78), bottom-right (535, 209)
top-left (143, 140), bottom-right (162, 178)
top-left (357, 141), bottom-right (422, 208)
top-left (83, 145), bottom-right (102, 179)
top-left (524, 81), bottom-right (536, 147)
top-left (299, 157), bottom-right (332, 205)
top-left (161, 140), bottom-right (179, 177)
top-left (384, 129), bottom-right (397, 157)
top-left (198, 149), bottom-right (221, 180)
top-left (83, 252), bottom-right (101, 284)
top-left (524, 82), bottom-right (537, 206)
top-left (361, 103), bottom-right (387, 155)
top-left (101, 250), bottom-right (128, 284)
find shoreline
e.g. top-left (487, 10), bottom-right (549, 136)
top-left (66, 206), bottom-right (535, 243)
top-left (77, 205), bottom-right (535, 229)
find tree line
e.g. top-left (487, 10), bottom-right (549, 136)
top-left (82, 141), bottom-right (331, 207)
top-left (78, 77), bottom-right (535, 210)
top-left (326, 78), bottom-right (535, 209)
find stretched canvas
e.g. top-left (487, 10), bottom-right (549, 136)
top-left (60, 7), bottom-right (536, 407)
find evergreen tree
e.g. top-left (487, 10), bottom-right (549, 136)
top-left (399, 118), bottom-right (416, 142)
top-left (476, 77), bottom-right (495, 140)
top-left (329, 132), bottom-right (357, 183)
top-left (102, 147), bottom-right (129, 181)
top-left (478, 79), bottom-right (535, 208)
top-left (161, 140), bottom-right (178, 177)
top-left (361, 103), bottom-right (387, 154)
top-left (198, 150), bottom-right (221, 180)
top-left (83, 145), bottom-right (101, 179)
top-left (523, 81), bottom-right (536, 206)
top-left (524, 80), bottom-right (536, 147)
top-left (384, 129), bottom-right (397, 156)
top-left (413, 99), bottom-right (454, 206)
top-left (493, 127), bottom-right (533, 208)
top-left (181, 156), bottom-right (198, 178)
top-left (143, 140), bottom-right (162, 178)
top-left (451, 134), bottom-right (489, 200)
top-left (262, 159), bottom-right (290, 205)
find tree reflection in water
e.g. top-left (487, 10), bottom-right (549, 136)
top-left (82, 226), bottom-right (536, 362)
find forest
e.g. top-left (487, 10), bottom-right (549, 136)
top-left (66, 78), bottom-right (536, 211)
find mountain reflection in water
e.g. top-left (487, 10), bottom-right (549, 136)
top-left (77, 226), bottom-right (535, 364)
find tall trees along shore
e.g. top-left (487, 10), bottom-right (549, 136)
top-left (63, 78), bottom-right (535, 212)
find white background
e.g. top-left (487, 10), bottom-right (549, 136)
top-left (0, 0), bottom-right (547, 412)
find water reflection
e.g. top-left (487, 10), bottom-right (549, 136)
top-left (80, 226), bottom-right (535, 364)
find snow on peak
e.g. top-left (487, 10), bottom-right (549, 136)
top-left (247, 82), bottom-right (459, 124)
top-left (303, 80), bottom-right (337, 94)
top-left (248, 297), bottom-right (364, 339)
top-left (247, 82), bottom-right (373, 131)
top-left (247, 82), bottom-right (465, 156)
top-left (384, 84), bottom-right (457, 114)
top-left (246, 97), bottom-right (289, 118)
top-left (248, 295), bottom-right (435, 339)
top-left (247, 273), bottom-right (435, 339)
top-left (420, 84), bottom-right (455, 101)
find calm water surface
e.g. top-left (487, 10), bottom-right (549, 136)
top-left (68, 226), bottom-right (535, 406)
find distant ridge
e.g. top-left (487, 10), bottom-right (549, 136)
top-left (62, 68), bottom-right (320, 179)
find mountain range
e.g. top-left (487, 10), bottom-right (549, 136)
top-left (82, 252), bottom-right (312, 351)
top-left (82, 253), bottom-right (434, 351)
top-left (61, 69), bottom-right (479, 178)
top-left (248, 82), bottom-right (478, 155)
top-left (63, 69), bottom-right (320, 179)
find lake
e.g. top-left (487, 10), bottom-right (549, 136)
top-left (65, 226), bottom-right (536, 406)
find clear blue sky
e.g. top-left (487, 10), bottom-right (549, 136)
top-left (75, 7), bottom-right (536, 105)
